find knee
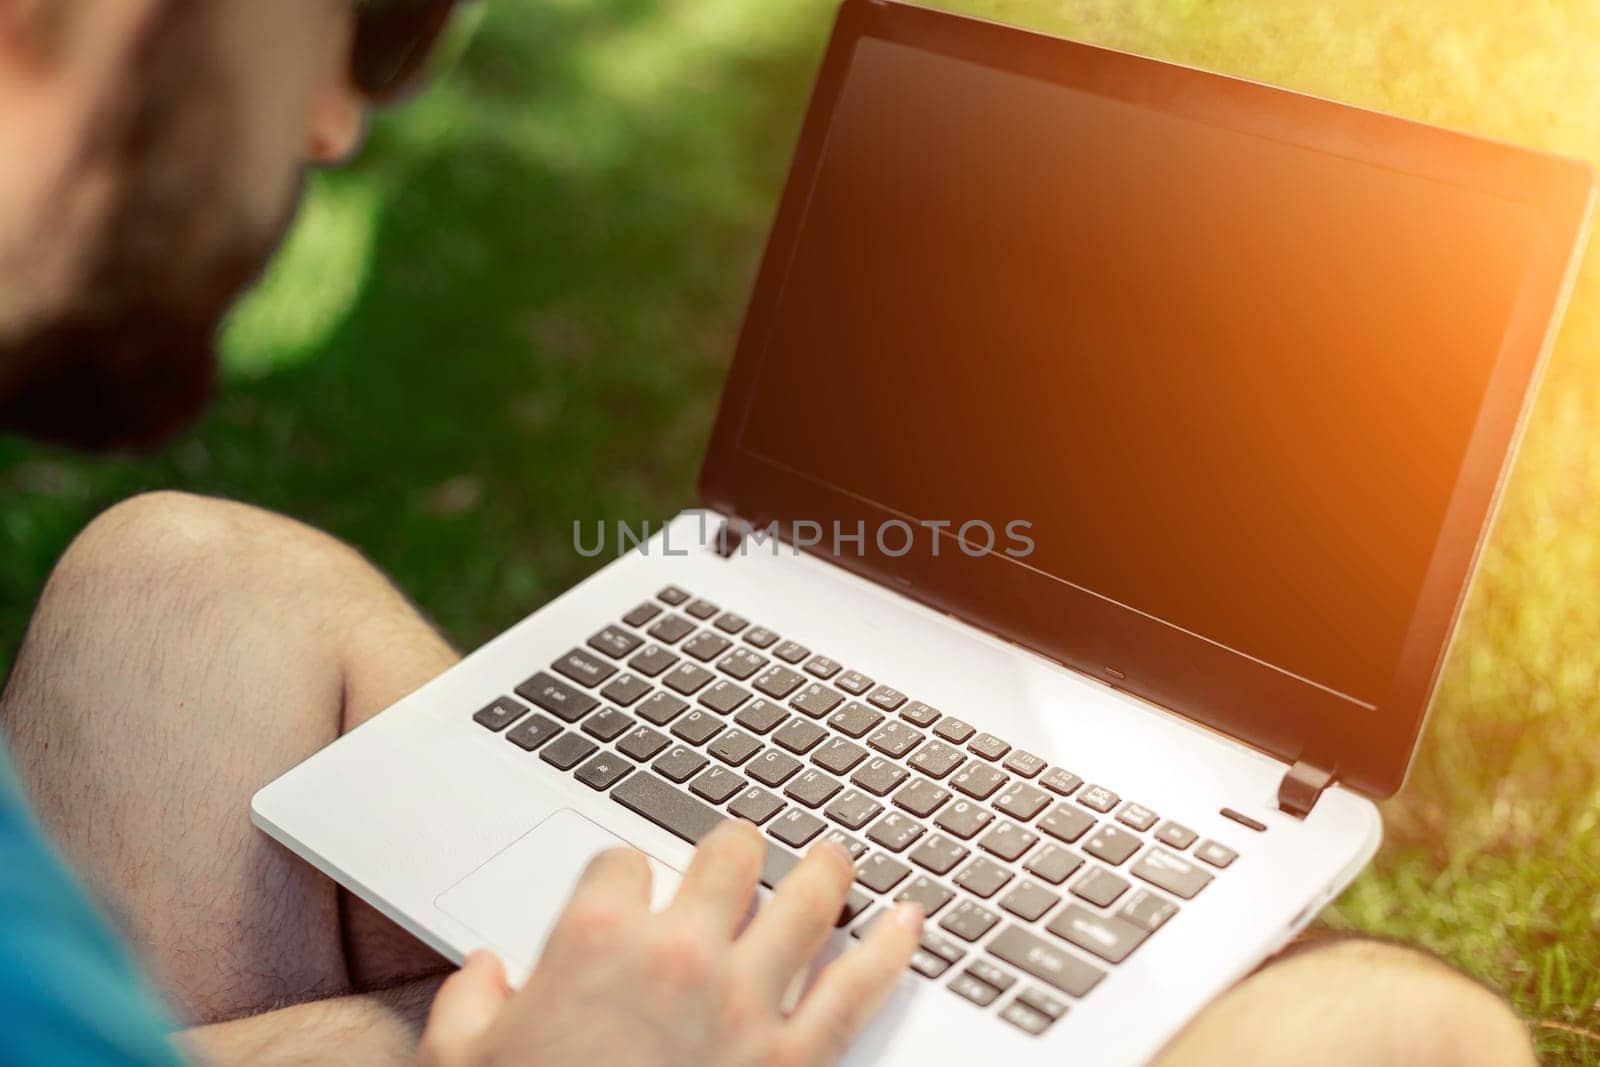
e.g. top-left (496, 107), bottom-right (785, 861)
top-left (1158, 938), bottom-right (1534, 1066)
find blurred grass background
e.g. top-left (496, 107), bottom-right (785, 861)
top-left (1, 0), bottom-right (1597, 1059)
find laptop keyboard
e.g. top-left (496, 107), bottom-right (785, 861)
top-left (470, 585), bottom-right (1241, 1037)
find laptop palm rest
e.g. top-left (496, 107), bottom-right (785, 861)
top-left (435, 808), bottom-right (683, 981)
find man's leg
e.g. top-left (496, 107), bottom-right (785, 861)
top-left (1157, 937), bottom-right (1536, 1065)
top-left (0, 491), bottom-right (459, 1026)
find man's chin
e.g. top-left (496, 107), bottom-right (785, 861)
top-left (0, 312), bottom-right (217, 452)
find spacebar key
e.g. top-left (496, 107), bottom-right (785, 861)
top-left (987, 924), bottom-right (1106, 998)
top-left (612, 771), bottom-right (726, 844)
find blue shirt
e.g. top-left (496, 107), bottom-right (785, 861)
top-left (0, 749), bottom-right (183, 1065)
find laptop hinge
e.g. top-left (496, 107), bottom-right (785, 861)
top-left (712, 518), bottom-right (745, 558)
top-left (1277, 759), bottom-right (1336, 818)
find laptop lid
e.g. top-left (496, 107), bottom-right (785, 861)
top-left (698, 0), bottom-right (1594, 798)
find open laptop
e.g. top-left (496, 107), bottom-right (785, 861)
top-left (253, 1), bottom-right (1595, 1061)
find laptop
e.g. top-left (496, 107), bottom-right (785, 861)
top-left (253, 1), bottom-right (1595, 1061)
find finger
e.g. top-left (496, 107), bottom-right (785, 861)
top-left (564, 845), bottom-right (654, 916)
top-left (733, 837), bottom-right (856, 999)
top-left (787, 902), bottom-right (923, 1062)
top-left (665, 818), bottom-right (765, 936)
top-left (418, 951), bottom-right (512, 1067)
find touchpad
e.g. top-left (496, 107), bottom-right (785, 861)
top-left (436, 808), bottom-right (682, 981)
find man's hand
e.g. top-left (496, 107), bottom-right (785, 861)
top-left (417, 820), bottom-right (924, 1067)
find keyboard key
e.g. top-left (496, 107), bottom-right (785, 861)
top-left (900, 701), bottom-right (941, 727)
top-left (553, 648), bottom-right (618, 687)
top-left (1003, 750), bottom-right (1047, 779)
top-left (987, 925), bottom-right (1105, 998)
top-left (895, 876), bottom-right (955, 917)
top-left (709, 728), bottom-right (761, 766)
top-left (600, 673), bottom-right (650, 706)
top-left (791, 683), bottom-right (845, 718)
top-left (804, 655), bottom-right (842, 679)
top-left (1000, 880), bottom-right (1062, 922)
top-left (1039, 767), bottom-right (1083, 796)
top-left (734, 699), bottom-right (789, 734)
top-left (1017, 986), bottom-right (1069, 1022)
top-left (835, 670), bottom-right (874, 695)
top-left (933, 716), bottom-right (976, 744)
top-left (934, 799), bottom-right (995, 840)
top-left (663, 662), bottom-right (714, 695)
top-left (772, 718), bottom-right (827, 754)
top-left (909, 834), bottom-right (969, 876)
top-left (965, 959), bottom-right (1018, 994)
top-left (954, 856), bottom-right (1013, 898)
top-left (939, 899), bottom-right (1000, 941)
top-left (635, 691), bottom-right (689, 726)
top-left (866, 812), bottom-right (924, 853)
top-left (713, 612), bottom-right (749, 634)
top-left (617, 725), bottom-right (670, 761)
top-left (1024, 845), bottom-right (1084, 886)
top-left (908, 740), bottom-right (965, 779)
top-left (968, 732), bottom-right (1011, 761)
top-left (771, 808), bottom-right (826, 848)
top-left (505, 712), bottom-right (562, 751)
top-left (1132, 848), bottom-right (1215, 899)
top-left (657, 585), bottom-right (691, 606)
top-left (684, 598), bottom-right (719, 620)
top-left (753, 665), bottom-right (806, 699)
top-left (1077, 784), bottom-right (1119, 812)
top-left (699, 680), bottom-right (752, 715)
top-left (910, 945), bottom-right (958, 979)
top-left (588, 625), bottom-right (643, 660)
top-left (805, 736), bottom-right (861, 775)
top-left (627, 644), bottom-right (678, 677)
top-left (772, 640), bottom-right (810, 664)
top-left (689, 765), bottom-right (745, 804)
top-left (748, 748), bottom-right (803, 787)
top-left (647, 614), bottom-right (695, 644)
top-left (951, 760), bottom-right (1008, 800)
top-left (785, 769), bottom-right (843, 808)
top-left (539, 732), bottom-right (597, 770)
top-left (575, 751), bottom-right (633, 790)
top-left (1070, 867), bottom-right (1130, 908)
top-left (670, 709), bottom-right (724, 746)
top-left (1155, 821), bottom-right (1198, 850)
top-left (857, 852), bottom-right (912, 893)
top-left (980, 821), bottom-right (1039, 862)
top-left (652, 745), bottom-right (708, 783)
top-left (1047, 904), bottom-right (1149, 964)
top-left (716, 648), bottom-right (767, 681)
top-left (948, 971), bottom-right (1002, 1007)
top-left (1196, 840), bottom-right (1238, 868)
top-left (820, 828), bottom-right (868, 861)
top-left (582, 707), bottom-right (633, 742)
top-left (999, 1000), bottom-right (1055, 1036)
top-left (473, 696), bottom-right (527, 732)
top-left (623, 602), bottom-right (663, 627)
top-left (729, 786), bottom-right (785, 825)
top-left (1083, 824), bottom-right (1142, 866)
top-left (682, 631), bottom-right (732, 662)
top-left (825, 790), bottom-right (883, 831)
top-left (866, 721), bottom-right (923, 758)
top-left (893, 777), bottom-right (952, 819)
top-left (515, 672), bottom-right (599, 722)
top-left (1117, 802), bottom-right (1159, 832)
top-left (994, 782), bottom-right (1051, 821)
top-left (866, 685), bottom-right (907, 711)
top-left (1120, 889), bottom-right (1180, 932)
top-left (612, 770), bottom-right (723, 844)
top-left (828, 702), bottom-right (884, 738)
top-left (1039, 804), bottom-right (1095, 843)
top-left (743, 626), bottom-right (780, 649)
top-left (851, 757), bottom-right (909, 796)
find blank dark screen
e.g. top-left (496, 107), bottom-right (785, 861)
top-left (739, 38), bottom-right (1541, 706)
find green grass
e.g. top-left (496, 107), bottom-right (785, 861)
top-left (2, 0), bottom-right (1597, 1059)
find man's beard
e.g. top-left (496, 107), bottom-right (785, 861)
top-left (0, 4), bottom-right (295, 451)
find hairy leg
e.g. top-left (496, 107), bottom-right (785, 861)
top-left (1156, 936), bottom-right (1536, 1065)
top-left (0, 492), bottom-right (460, 1024)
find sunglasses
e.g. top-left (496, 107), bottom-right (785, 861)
top-left (350, 0), bottom-right (458, 101)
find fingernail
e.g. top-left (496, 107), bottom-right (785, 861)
top-left (893, 901), bottom-right (925, 932)
top-left (811, 837), bottom-right (853, 867)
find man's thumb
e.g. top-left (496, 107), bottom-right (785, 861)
top-left (418, 950), bottom-right (512, 1067)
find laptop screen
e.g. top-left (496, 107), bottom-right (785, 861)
top-left (736, 36), bottom-right (1545, 710)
